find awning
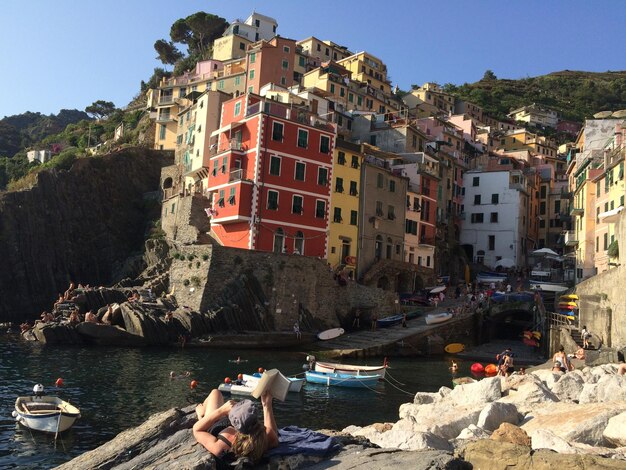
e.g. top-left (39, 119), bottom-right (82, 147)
top-left (210, 121), bottom-right (244, 137)
top-left (598, 206), bottom-right (624, 223)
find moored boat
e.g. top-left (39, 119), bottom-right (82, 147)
top-left (310, 357), bottom-right (387, 379)
top-left (13, 385), bottom-right (80, 434)
top-left (304, 371), bottom-right (380, 388)
top-left (242, 373), bottom-right (305, 393)
top-left (529, 280), bottom-right (569, 293)
top-left (425, 312), bottom-right (453, 325)
top-left (376, 314), bottom-right (403, 328)
top-left (217, 381), bottom-right (254, 396)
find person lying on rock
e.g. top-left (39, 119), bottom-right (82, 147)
top-left (193, 389), bottom-right (279, 464)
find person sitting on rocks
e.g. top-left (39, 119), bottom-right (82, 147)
top-left (193, 389), bottom-right (278, 464)
top-left (102, 305), bottom-right (113, 325)
top-left (69, 310), bottom-right (80, 325)
top-left (63, 282), bottom-right (76, 301)
top-left (85, 311), bottom-right (98, 323)
top-left (552, 345), bottom-right (572, 373)
top-left (551, 362), bottom-right (563, 373)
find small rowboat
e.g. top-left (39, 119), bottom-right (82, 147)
top-left (13, 386), bottom-right (80, 434)
top-left (242, 373), bottom-right (305, 393)
top-left (218, 381), bottom-right (254, 396)
top-left (304, 371), bottom-right (380, 388)
top-left (313, 360), bottom-right (387, 380)
top-left (376, 314), bottom-right (404, 328)
top-left (317, 328), bottom-right (344, 340)
top-left (425, 312), bottom-right (453, 325)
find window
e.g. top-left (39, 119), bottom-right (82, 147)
top-left (234, 76), bottom-right (241, 85)
top-left (159, 124), bottom-right (166, 140)
top-left (249, 70), bottom-right (255, 80)
top-left (350, 210), bottom-right (358, 225)
top-left (376, 173), bottom-right (384, 188)
top-left (348, 93), bottom-right (354, 103)
top-left (335, 177), bottom-right (344, 193)
top-left (218, 80), bottom-right (225, 90)
top-left (269, 155), bottom-right (281, 176)
top-left (405, 219), bottom-right (418, 235)
top-left (234, 102), bottom-right (241, 116)
top-left (330, 84), bottom-right (335, 93)
top-left (294, 162), bottom-right (305, 181)
top-left (298, 56), bottom-right (305, 67)
top-left (239, 42), bottom-right (245, 50)
top-left (349, 181), bottom-right (358, 196)
top-left (492, 193), bottom-right (499, 204)
top-left (248, 86), bottom-right (253, 93)
top-left (488, 235), bottom-right (495, 251)
top-left (338, 151), bottom-right (346, 164)
top-left (320, 135), bottom-right (330, 153)
top-left (603, 233), bottom-right (608, 250)
top-left (540, 202), bottom-right (546, 215)
top-left (555, 200), bottom-right (561, 214)
top-left (283, 46), bottom-right (290, 53)
top-left (250, 52), bottom-right (256, 63)
top-left (280, 76), bottom-right (286, 86)
top-left (472, 176), bottom-right (480, 187)
top-left (294, 231), bottom-right (304, 255)
top-left (318, 167), bottom-right (328, 185)
top-left (387, 205), bottom-right (395, 220)
top-left (228, 187), bottom-right (236, 205)
top-left (369, 135), bottom-right (376, 145)
top-left (282, 59), bottom-right (289, 69)
top-left (315, 200), bottom-right (326, 218)
top-left (471, 213), bottom-right (484, 223)
top-left (389, 180), bottom-right (396, 192)
top-left (340, 87), bottom-right (345, 97)
top-left (297, 129), bottom-right (308, 148)
top-left (490, 212), bottom-right (498, 223)
top-left (376, 201), bottom-right (384, 216)
top-left (540, 186), bottom-right (547, 198)
top-left (596, 236), bottom-right (599, 252)
top-left (292, 195), bottom-right (303, 214)
top-left (357, 96), bottom-right (363, 106)
top-left (273, 228), bottom-right (284, 253)
top-left (217, 189), bottom-right (225, 207)
top-left (272, 122), bottom-right (283, 141)
top-left (267, 190), bottom-right (278, 210)
top-left (351, 156), bottom-right (359, 168)
top-left (333, 207), bottom-right (342, 223)
top-left (474, 195), bottom-right (481, 205)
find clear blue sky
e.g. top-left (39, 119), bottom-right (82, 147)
top-left (2, 0), bottom-right (625, 118)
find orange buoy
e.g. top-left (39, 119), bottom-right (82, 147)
top-left (190, 380), bottom-right (198, 389)
top-left (484, 364), bottom-right (498, 376)
top-left (55, 378), bottom-right (64, 387)
top-left (224, 377), bottom-right (231, 384)
top-left (258, 367), bottom-right (265, 373)
top-left (237, 373), bottom-right (243, 380)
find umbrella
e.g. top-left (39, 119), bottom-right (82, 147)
top-left (494, 258), bottom-right (515, 269)
top-left (430, 286), bottom-right (447, 294)
top-left (532, 248), bottom-right (559, 257)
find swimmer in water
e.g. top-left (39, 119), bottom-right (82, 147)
top-left (170, 371), bottom-right (191, 380)
top-left (450, 361), bottom-right (458, 372)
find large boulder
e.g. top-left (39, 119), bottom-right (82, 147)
top-left (498, 381), bottom-right (559, 414)
top-left (490, 423), bottom-right (530, 447)
top-left (449, 377), bottom-right (501, 406)
top-left (603, 411), bottom-right (626, 447)
top-left (456, 424), bottom-right (491, 440)
top-left (552, 372), bottom-right (585, 402)
top-left (306, 448), bottom-right (467, 470)
top-left (521, 402), bottom-right (626, 446)
top-left (398, 402), bottom-right (484, 440)
top-left (477, 402), bottom-right (520, 432)
top-left (579, 382), bottom-right (599, 404)
top-left (595, 375), bottom-right (626, 403)
top-left (530, 369), bottom-right (563, 390)
top-left (531, 429), bottom-right (577, 454)
top-left (585, 348), bottom-right (620, 366)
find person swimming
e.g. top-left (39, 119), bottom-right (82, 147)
top-left (450, 361), bottom-right (458, 372)
top-left (169, 371), bottom-right (191, 380)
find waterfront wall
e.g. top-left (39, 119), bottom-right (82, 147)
top-left (575, 212), bottom-right (626, 348)
top-left (169, 244), bottom-right (399, 332)
top-left (0, 148), bottom-right (173, 322)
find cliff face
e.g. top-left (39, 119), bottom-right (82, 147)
top-left (0, 148), bottom-right (173, 322)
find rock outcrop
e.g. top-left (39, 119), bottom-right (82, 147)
top-left (0, 148), bottom-right (173, 323)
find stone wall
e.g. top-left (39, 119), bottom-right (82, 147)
top-left (169, 244), bottom-right (399, 333)
top-left (0, 148), bottom-right (173, 322)
top-left (575, 211), bottom-right (626, 348)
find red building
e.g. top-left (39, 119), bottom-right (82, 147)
top-left (207, 93), bottom-right (335, 257)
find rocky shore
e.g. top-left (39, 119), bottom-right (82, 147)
top-left (56, 363), bottom-right (626, 469)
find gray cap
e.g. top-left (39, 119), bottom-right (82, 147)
top-left (228, 399), bottom-right (258, 434)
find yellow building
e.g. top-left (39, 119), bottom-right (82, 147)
top-left (327, 140), bottom-right (364, 278)
top-left (212, 35), bottom-right (253, 61)
top-left (297, 37), bottom-right (353, 66)
top-left (210, 58), bottom-right (247, 96)
top-left (497, 129), bottom-right (558, 160)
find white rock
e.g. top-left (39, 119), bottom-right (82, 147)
top-left (500, 373), bottom-right (542, 394)
top-left (603, 411), bottom-right (626, 447)
top-left (579, 382), bottom-right (598, 404)
top-left (552, 373), bottom-right (585, 402)
top-left (413, 391), bottom-right (440, 405)
top-left (595, 375), bottom-right (626, 403)
top-left (456, 423), bottom-right (491, 440)
top-left (498, 381), bottom-right (559, 414)
top-left (477, 402), bottom-right (520, 431)
top-left (530, 369), bottom-right (562, 390)
top-left (368, 428), bottom-right (452, 451)
top-left (398, 401), bottom-right (483, 440)
top-left (449, 376), bottom-right (501, 406)
top-left (531, 429), bottom-right (577, 454)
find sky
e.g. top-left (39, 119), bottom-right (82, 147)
top-left (2, 0), bottom-right (625, 118)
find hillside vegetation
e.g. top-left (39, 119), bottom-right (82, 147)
top-left (444, 70), bottom-right (626, 123)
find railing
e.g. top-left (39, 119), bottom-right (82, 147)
top-left (229, 169), bottom-right (244, 182)
top-left (564, 230), bottom-right (578, 246)
top-left (212, 139), bottom-right (246, 155)
top-left (158, 96), bottom-right (174, 105)
top-left (246, 101), bottom-right (335, 132)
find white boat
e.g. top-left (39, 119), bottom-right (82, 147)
top-left (529, 280), bottom-right (569, 293)
top-left (13, 385), bottom-right (80, 434)
top-left (218, 381), bottom-right (255, 396)
top-left (242, 373), bottom-right (305, 393)
top-left (425, 312), bottom-right (453, 325)
top-left (309, 356), bottom-right (387, 379)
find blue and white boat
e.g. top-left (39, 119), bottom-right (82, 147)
top-left (476, 271), bottom-right (507, 284)
top-left (376, 314), bottom-right (403, 328)
top-left (304, 371), bottom-right (380, 388)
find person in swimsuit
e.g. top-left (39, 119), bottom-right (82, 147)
top-left (193, 389), bottom-right (279, 463)
top-left (552, 345), bottom-right (571, 373)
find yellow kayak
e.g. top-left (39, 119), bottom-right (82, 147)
top-left (560, 294), bottom-right (579, 301)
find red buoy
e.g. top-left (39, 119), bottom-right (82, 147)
top-left (470, 363), bottom-right (484, 374)
top-left (190, 380), bottom-right (198, 389)
top-left (224, 377), bottom-right (231, 384)
top-left (258, 367), bottom-right (265, 373)
top-left (237, 373), bottom-right (243, 380)
top-left (55, 378), bottom-right (64, 387)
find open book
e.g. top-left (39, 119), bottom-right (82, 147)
top-left (251, 369), bottom-right (290, 402)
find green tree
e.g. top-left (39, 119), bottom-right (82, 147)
top-left (85, 100), bottom-right (116, 120)
top-left (482, 70), bottom-right (497, 81)
top-left (154, 39), bottom-right (183, 66)
top-left (169, 12), bottom-right (228, 60)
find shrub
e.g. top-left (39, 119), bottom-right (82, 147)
top-left (202, 254), bottom-right (209, 261)
top-left (196, 261), bottom-right (200, 268)
top-left (183, 279), bottom-right (190, 286)
top-left (607, 240), bottom-right (619, 259)
top-left (187, 254), bottom-right (195, 261)
top-left (190, 276), bottom-right (201, 287)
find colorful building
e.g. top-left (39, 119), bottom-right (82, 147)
top-left (245, 37), bottom-right (298, 94)
top-left (206, 93), bottom-right (336, 257)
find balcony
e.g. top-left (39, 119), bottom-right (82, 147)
top-left (570, 206), bottom-right (584, 216)
top-left (211, 139), bottom-right (247, 156)
top-left (564, 230), bottom-right (578, 246)
top-left (228, 168), bottom-right (245, 182)
top-left (156, 113), bottom-right (176, 123)
top-left (158, 96), bottom-right (174, 105)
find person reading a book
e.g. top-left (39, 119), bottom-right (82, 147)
top-left (193, 389), bottom-right (279, 463)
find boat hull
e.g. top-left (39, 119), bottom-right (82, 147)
top-left (376, 315), bottom-right (403, 328)
top-left (305, 371), bottom-right (380, 388)
top-left (425, 313), bottom-right (453, 325)
top-left (313, 361), bottom-right (386, 379)
top-left (218, 382), bottom-right (254, 396)
top-left (241, 374), bottom-right (305, 393)
top-left (14, 396), bottom-right (80, 433)
top-left (529, 281), bottom-right (569, 293)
